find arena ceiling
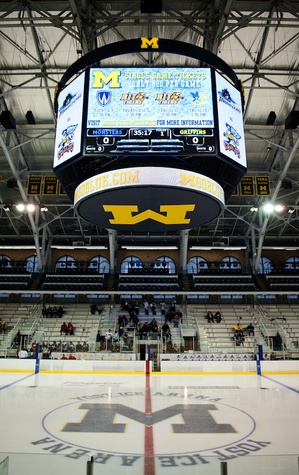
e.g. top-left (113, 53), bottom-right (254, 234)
top-left (0, 0), bottom-right (298, 270)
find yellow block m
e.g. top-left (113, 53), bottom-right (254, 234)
top-left (140, 37), bottom-right (159, 49)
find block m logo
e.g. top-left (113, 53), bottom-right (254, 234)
top-left (62, 404), bottom-right (236, 433)
top-left (140, 37), bottom-right (159, 49)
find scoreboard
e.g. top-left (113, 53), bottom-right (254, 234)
top-left (53, 39), bottom-right (247, 232)
top-left (54, 66), bottom-right (246, 170)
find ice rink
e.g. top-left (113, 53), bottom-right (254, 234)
top-left (0, 370), bottom-right (299, 475)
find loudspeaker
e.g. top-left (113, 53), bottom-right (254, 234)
top-left (0, 111), bottom-right (16, 129)
top-left (7, 179), bottom-right (17, 188)
top-left (285, 110), bottom-right (299, 129)
top-left (282, 180), bottom-right (292, 189)
top-left (25, 110), bottom-right (36, 124)
top-left (266, 111), bottom-right (276, 125)
top-left (140, 0), bottom-right (162, 13)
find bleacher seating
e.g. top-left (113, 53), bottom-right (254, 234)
top-left (42, 273), bottom-right (105, 291)
top-left (118, 273), bottom-right (179, 291)
top-left (191, 274), bottom-right (256, 292)
top-left (265, 274), bottom-right (299, 291)
top-left (0, 273), bottom-right (32, 290)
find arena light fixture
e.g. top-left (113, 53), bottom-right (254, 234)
top-left (16, 203), bottom-right (37, 212)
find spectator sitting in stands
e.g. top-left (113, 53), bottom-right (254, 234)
top-left (57, 306), bottom-right (64, 318)
top-left (67, 322), bottom-right (74, 335)
top-left (234, 330), bottom-right (245, 346)
top-left (233, 323), bottom-right (243, 332)
top-left (60, 354), bottom-right (67, 360)
top-left (68, 341), bottom-right (75, 352)
top-left (206, 311), bottom-right (214, 323)
top-left (82, 341), bottom-right (89, 351)
top-left (76, 341), bottom-right (83, 351)
top-left (214, 311), bottom-right (222, 323)
top-left (90, 303), bottom-right (97, 315)
top-left (246, 323), bottom-right (255, 336)
top-left (68, 353), bottom-right (76, 359)
top-left (60, 322), bottom-right (68, 335)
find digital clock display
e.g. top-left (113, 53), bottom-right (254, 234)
top-left (129, 129), bottom-right (170, 138)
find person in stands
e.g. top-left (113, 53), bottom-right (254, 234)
top-left (246, 323), bottom-right (255, 336)
top-left (206, 311), bottom-right (214, 323)
top-left (214, 311), bottom-right (222, 323)
top-left (18, 348), bottom-right (28, 359)
top-left (67, 322), bottom-right (74, 335)
top-left (60, 322), bottom-right (68, 335)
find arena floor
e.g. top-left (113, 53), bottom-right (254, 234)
top-left (0, 371), bottom-right (298, 475)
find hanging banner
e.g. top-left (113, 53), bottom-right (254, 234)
top-left (27, 176), bottom-right (42, 195)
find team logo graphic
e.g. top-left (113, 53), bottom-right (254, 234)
top-left (223, 123), bottom-right (241, 159)
top-left (218, 88), bottom-right (241, 113)
top-left (58, 91), bottom-right (82, 116)
top-left (57, 124), bottom-right (77, 160)
top-left (155, 92), bottom-right (184, 104)
top-left (32, 390), bottom-right (270, 469)
top-left (120, 92), bottom-right (149, 104)
top-left (190, 91), bottom-right (204, 104)
top-left (97, 91), bottom-right (111, 106)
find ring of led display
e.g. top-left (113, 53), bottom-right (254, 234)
top-left (74, 167), bottom-right (225, 232)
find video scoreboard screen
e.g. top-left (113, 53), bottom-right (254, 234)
top-left (84, 67), bottom-right (216, 156)
top-left (53, 66), bottom-right (246, 192)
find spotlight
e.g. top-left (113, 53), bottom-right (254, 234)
top-left (287, 207), bottom-right (295, 214)
top-left (3, 205), bottom-right (11, 212)
top-left (26, 203), bottom-right (36, 212)
top-left (274, 204), bottom-right (285, 213)
top-left (16, 203), bottom-right (37, 212)
top-left (16, 203), bottom-right (25, 212)
top-left (263, 203), bottom-right (274, 213)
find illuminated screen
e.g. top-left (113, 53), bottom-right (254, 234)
top-left (53, 72), bottom-right (85, 169)
top-left (84, 67), bottom-right (216, 156)
top-left (215, 71), bottom-right (246, 168)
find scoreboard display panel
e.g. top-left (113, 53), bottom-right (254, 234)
top-left (53, 64), bottom-right (246, 204)
top-left (84, 67), bottom-right (216, 156)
